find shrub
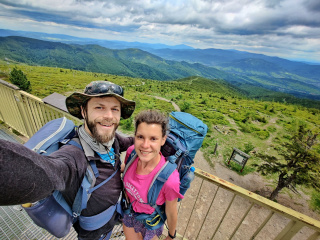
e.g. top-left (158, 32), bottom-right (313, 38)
top-left (225, 161), bottom-right (255, 176)
top-left (120, 116), bottom-right (134, 131)
top-left (229, 128), bottom-right (237, 134)
top-left (243, 142), bottom-right (254, 154)
top-left (283, 134), bottom-right (291, 140)
top-left (238, 122), bottom-right (260, 133)
top-left (254, 130), bottom-right (270, 139)
top-left (9, 67), bottom-right (32, 92)
top-left (181, 101), bottom-right (191, 112)
top-left (267, 126), bottom-right (277, 133)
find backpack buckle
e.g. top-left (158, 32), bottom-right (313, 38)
top-left (60, 139), bottom-right (70, 145)
top-left (72, 212), bottom-right (80, 219)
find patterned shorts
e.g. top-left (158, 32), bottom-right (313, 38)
top-left (123, 213), bottom-right (164, 240)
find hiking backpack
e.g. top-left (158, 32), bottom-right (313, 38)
top-left (123, 111), bottom-right (208, 229)
top-left (22, 117), bottom-right (121, 238)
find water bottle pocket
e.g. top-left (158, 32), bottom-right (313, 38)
top-left (179, 167), bottom-right (195, 196)
top-left (23, 193), bottom-right (72, 238)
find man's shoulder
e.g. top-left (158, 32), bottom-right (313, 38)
top-left (115, 131), bottom-right (130, 139)
top-left (115, 132), bottom-right (134, 147)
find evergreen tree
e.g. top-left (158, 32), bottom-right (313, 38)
top-left (9, 67), bottom-right (32, 92)
top-left (254, 125), bottom-right (320, 200)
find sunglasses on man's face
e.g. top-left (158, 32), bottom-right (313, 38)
top-left (85, 82), bottom-right (124, 96)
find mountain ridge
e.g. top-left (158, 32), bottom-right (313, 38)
top-left (0, 34), bottom-right (319, 102)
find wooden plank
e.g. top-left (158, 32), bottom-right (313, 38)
top-left (196, 169), bottom-right (320, 231)
top-left (229, 202), bottom-right (254, 239)
top-left (211, 193), bottom-right (236, 239)
top-left (274, 220), bottom-right (303, 240)
top-left (250, 211), bottom-right (274, 239)
top-left (307, 231), bottom-right (320, 240)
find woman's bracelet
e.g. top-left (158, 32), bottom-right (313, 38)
top-left (168, 230), bottom-right (176, 239)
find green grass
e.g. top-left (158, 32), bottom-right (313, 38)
top-left (224, 160), bottom-right (256, 176)
top-left (1, 61), bottom-right (320, 210)
top-left (310, 190), bottom-right (320, 213)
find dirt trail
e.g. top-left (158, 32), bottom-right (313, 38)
top-left (151, 95), bottom-right (181, 111)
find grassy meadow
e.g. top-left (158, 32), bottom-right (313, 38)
top-left (1, 60), bottom-right (320, 211)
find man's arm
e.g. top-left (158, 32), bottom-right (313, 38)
top-left (0, 139), bottom-right (85, 206)
top-left (116, 133), bottom-right (134, 152)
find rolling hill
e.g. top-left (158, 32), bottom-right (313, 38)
top-left (0, 36), bottom-right (245, 82)
top-left (147, 48), bottom-right (320, 99)
top-left (0, 35), bottom-right (319, 103)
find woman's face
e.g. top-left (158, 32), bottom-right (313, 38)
top-left (134, 122), bottom-right (166, 164)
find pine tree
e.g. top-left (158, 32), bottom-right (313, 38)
top-left (254, 125), bottom-right (320, 200)
top-left (9, 67), bottom-right (32, 92)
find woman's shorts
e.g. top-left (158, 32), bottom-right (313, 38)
top-left (123, 213), bottom-right (164, 240)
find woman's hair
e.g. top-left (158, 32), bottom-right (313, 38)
top-left (134, 110), bottom-right (168, 137)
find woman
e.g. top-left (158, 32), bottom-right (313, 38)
top-left (122, 110), bottom-right (183, 240)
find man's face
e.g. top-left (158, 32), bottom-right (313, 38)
top-left (81, 96), bottom-right (121, 143)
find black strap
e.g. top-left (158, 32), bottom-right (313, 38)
top-left (168, 230), bottom-right (176, 239)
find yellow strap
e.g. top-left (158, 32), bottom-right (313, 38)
top-left (146, 214), bottom-right (161, 227)
top-left (22, 203), bottom-right (32, 208)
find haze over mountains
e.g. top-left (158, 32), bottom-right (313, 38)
top-left (0, 29), bottom-right (319, 103)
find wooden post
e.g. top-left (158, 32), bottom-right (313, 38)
top-left (14, 91), bottom-right (35, 138)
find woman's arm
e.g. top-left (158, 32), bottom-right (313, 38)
top-left (164, 198), bottom-right (178, 240)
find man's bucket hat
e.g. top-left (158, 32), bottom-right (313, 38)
top-left (66, 81), bottom-right (135, 119)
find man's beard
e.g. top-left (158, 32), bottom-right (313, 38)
top-left (86, 118), bottom-right (119, 144)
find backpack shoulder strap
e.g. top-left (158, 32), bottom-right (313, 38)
top-left (147, 161), bottom-right (177, 207)
top-left (64, 138), bottom-right (82, 149)
top-left (122, 148), bottom-right (138, 177)
top-left (64, 136), bottom-right (99, 219)
top-left (70, 135), bottom-right (121, 221)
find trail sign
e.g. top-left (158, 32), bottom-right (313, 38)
top-left (228, 148), bottom-right (250, 172)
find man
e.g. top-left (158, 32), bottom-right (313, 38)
top-left (0, 81), bottom-right (135, 239)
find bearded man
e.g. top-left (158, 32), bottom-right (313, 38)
top-left (0, 81), bottom-right (135, 240)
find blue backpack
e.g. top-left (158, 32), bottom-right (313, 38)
top-left (123, 111), bottom-right (208, 230)
top-left (22, 117), bottom-right (122, 238)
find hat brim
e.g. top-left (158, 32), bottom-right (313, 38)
top-left (66, 92), bottom-right (135, 119)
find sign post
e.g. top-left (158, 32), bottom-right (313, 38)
top-left (228, 148), bottom-right (250, 172)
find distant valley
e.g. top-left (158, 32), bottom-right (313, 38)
top-left (0, 29), bottom-right (319, 106)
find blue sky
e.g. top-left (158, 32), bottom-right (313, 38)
top-left (0, 0), bottom-right (320, 63)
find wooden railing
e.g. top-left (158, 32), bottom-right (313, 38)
top-left (0, 79), bottom-right (81, 138)
top-left (175, 170), bottom-right (320, 240)
top-left (1, 80), bottom-right (320, 239)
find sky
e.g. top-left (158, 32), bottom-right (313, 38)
top-left (0, 0), bottom-right (320, 63)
